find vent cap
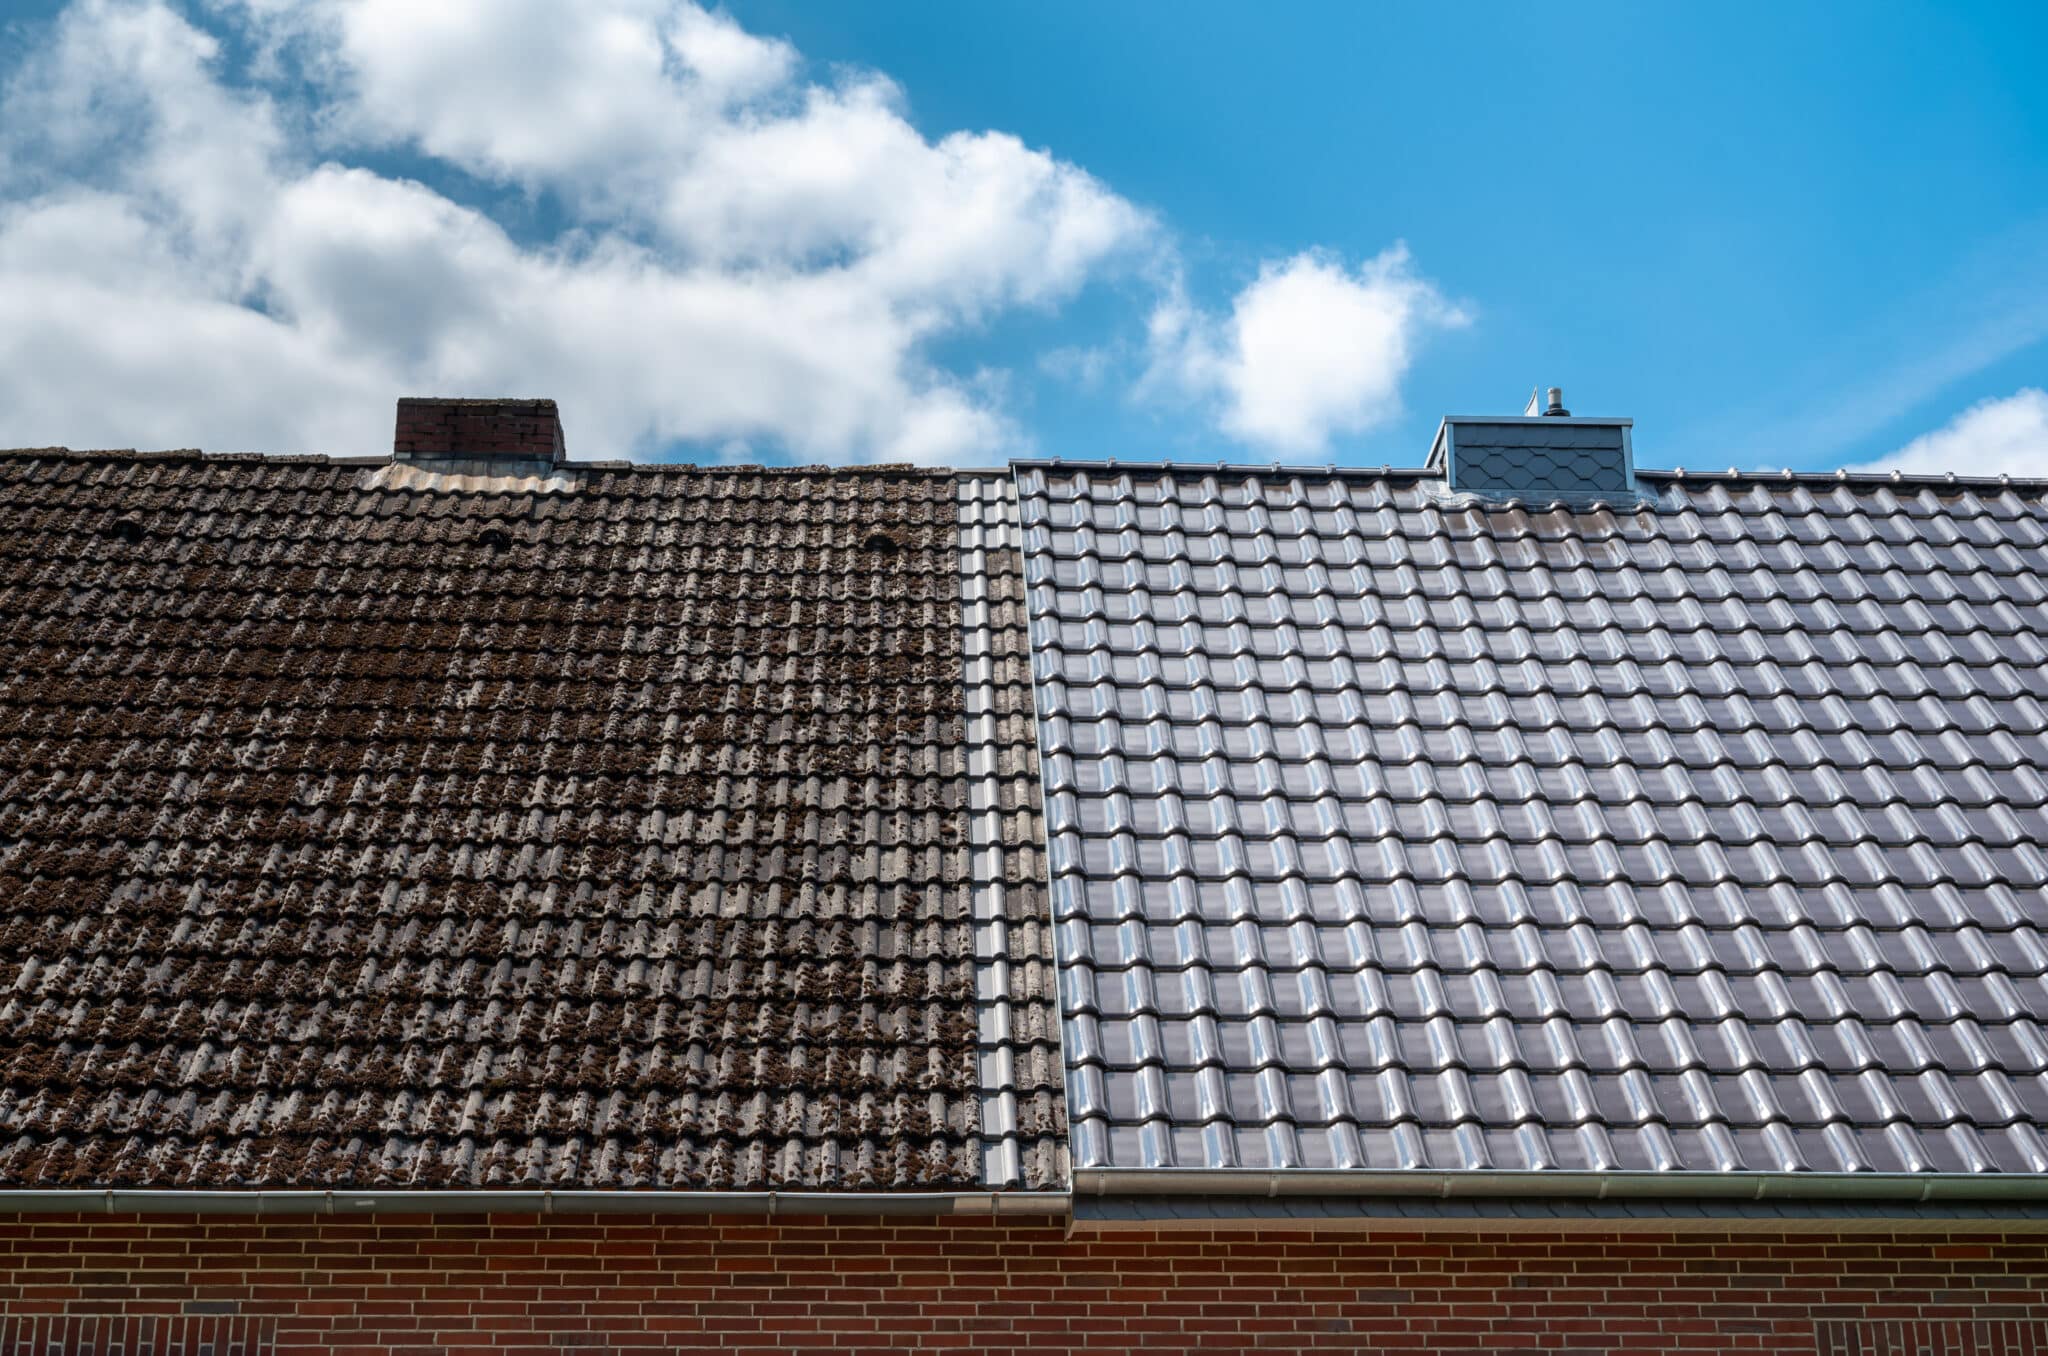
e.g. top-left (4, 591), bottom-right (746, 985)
top-left (1429, 386), bottom-right (1638, 502)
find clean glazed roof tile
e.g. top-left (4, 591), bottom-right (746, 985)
top-left (957, 474), bottom-right (1065, 1190)
top-left (1020, 463), bottom-right (2048, 1178)
top-left (0, 449), bottom-right (1056, 1192)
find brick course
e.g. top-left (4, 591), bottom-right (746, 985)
top-left (392, 397), bottom-right (564, 461)
top-left (1, 1214), bottom-right (2046, 1353)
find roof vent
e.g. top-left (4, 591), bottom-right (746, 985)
top-left (394, 397), bottom-right (564, 469)
top-left (1430, 385), bottom-right (1637, 502)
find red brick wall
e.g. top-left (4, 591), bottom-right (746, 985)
top-left (1, 1212), bottom-right (2045, 1354)
top-left (393, 397), bottom-right (563, 460)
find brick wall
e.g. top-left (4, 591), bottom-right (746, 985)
top-left (1, 1213), bottom-right (2045, 1354)
top-left (392, 397), bottom-right (563, 462)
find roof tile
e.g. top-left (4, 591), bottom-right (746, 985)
top-left (1023, 464), bottom-right (2048, 1177)
top-left (0, 451), bottom-right (1052, 1191)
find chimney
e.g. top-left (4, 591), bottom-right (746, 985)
top-left (1428, 385), bottom-right (1637, 501)
top-left (393, 397), bottom-right (565, 468)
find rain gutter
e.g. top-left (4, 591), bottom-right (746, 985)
top-left (1075, 1168), bottom-right (2048, 1203)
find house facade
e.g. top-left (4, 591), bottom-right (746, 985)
top-left (1, 396), bottom-right (2045, 1352)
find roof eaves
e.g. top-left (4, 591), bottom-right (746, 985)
top-left (1074, 1193), bottom-right (2048, 1234)
top-left (1075, 1167), bottom-right (2048, 1203)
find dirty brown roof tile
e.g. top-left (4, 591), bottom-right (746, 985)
top-left (0, 449), bottom-right (1055, 1191)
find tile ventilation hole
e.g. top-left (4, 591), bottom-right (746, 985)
top-left (863, 531), bottom-right (900, 554)
top-left (102, 517), bottom-right (146, 545)
top-left (476, 522), bottom-right (514, 551)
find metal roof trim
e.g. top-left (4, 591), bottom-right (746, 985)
top-left (1010, 457), bottom-right (1439, 481)
top-left (1072, 1193), bottom-right (2048, 1233)
top-left (1076, 1168), bottom-right (2048, 1203)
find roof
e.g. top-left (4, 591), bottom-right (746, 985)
top-left (0, 450), bottom-right (1058, 1191)
top-left (957, 473), bottom-right (1063, 1189)
top-left (6, 437), bottom-right (2048, 1207)
top-left (1023, 463), bottom-right (2048, 1179)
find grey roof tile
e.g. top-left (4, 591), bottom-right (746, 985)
top-left (956, 474), bottom-right (1065, 1189)
top-left (1022, 463), bottom-right (2048, 1177)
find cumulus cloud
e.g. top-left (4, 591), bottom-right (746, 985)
top-left (1145, 246), bottom-right (1465, 455)
top-left (0, 0), bottom-right (1458, 462)
top-left (1847, 389), bottom-right (2048, 479)
top-left (0, 0), bottom-right (1151, 461)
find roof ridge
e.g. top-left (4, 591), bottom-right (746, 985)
top-left (0, 447), bottom-right (962, 475)
top-left (1638, 466), bottom-right (2048, 490)
top-left (7, 446), bottom-right (2043, 490)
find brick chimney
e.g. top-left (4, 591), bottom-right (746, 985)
top-left (393, 398), bottom-right (565, 468)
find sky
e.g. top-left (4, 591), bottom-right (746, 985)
top-left (0, 0), bottom-right (2043, 472)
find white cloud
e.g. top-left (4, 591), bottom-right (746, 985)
top-left (257, 0), bottom-right (1147, 313)
top-left (1850, 389), bottom-right (2048, 479)
top-left (0, 0), bottom-right (1149, 461)
top-left (1039, 344), bottom-right (1114, 391)
top-left (1146, 246), bottom-right (1465, 455)
top-left (0, 0), bottom-right (1455, 462)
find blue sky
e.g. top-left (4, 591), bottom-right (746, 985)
top-left (1, 0), bottom-right (2043, 471)
top-left (740, 1), bottom-right (2048, 473)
